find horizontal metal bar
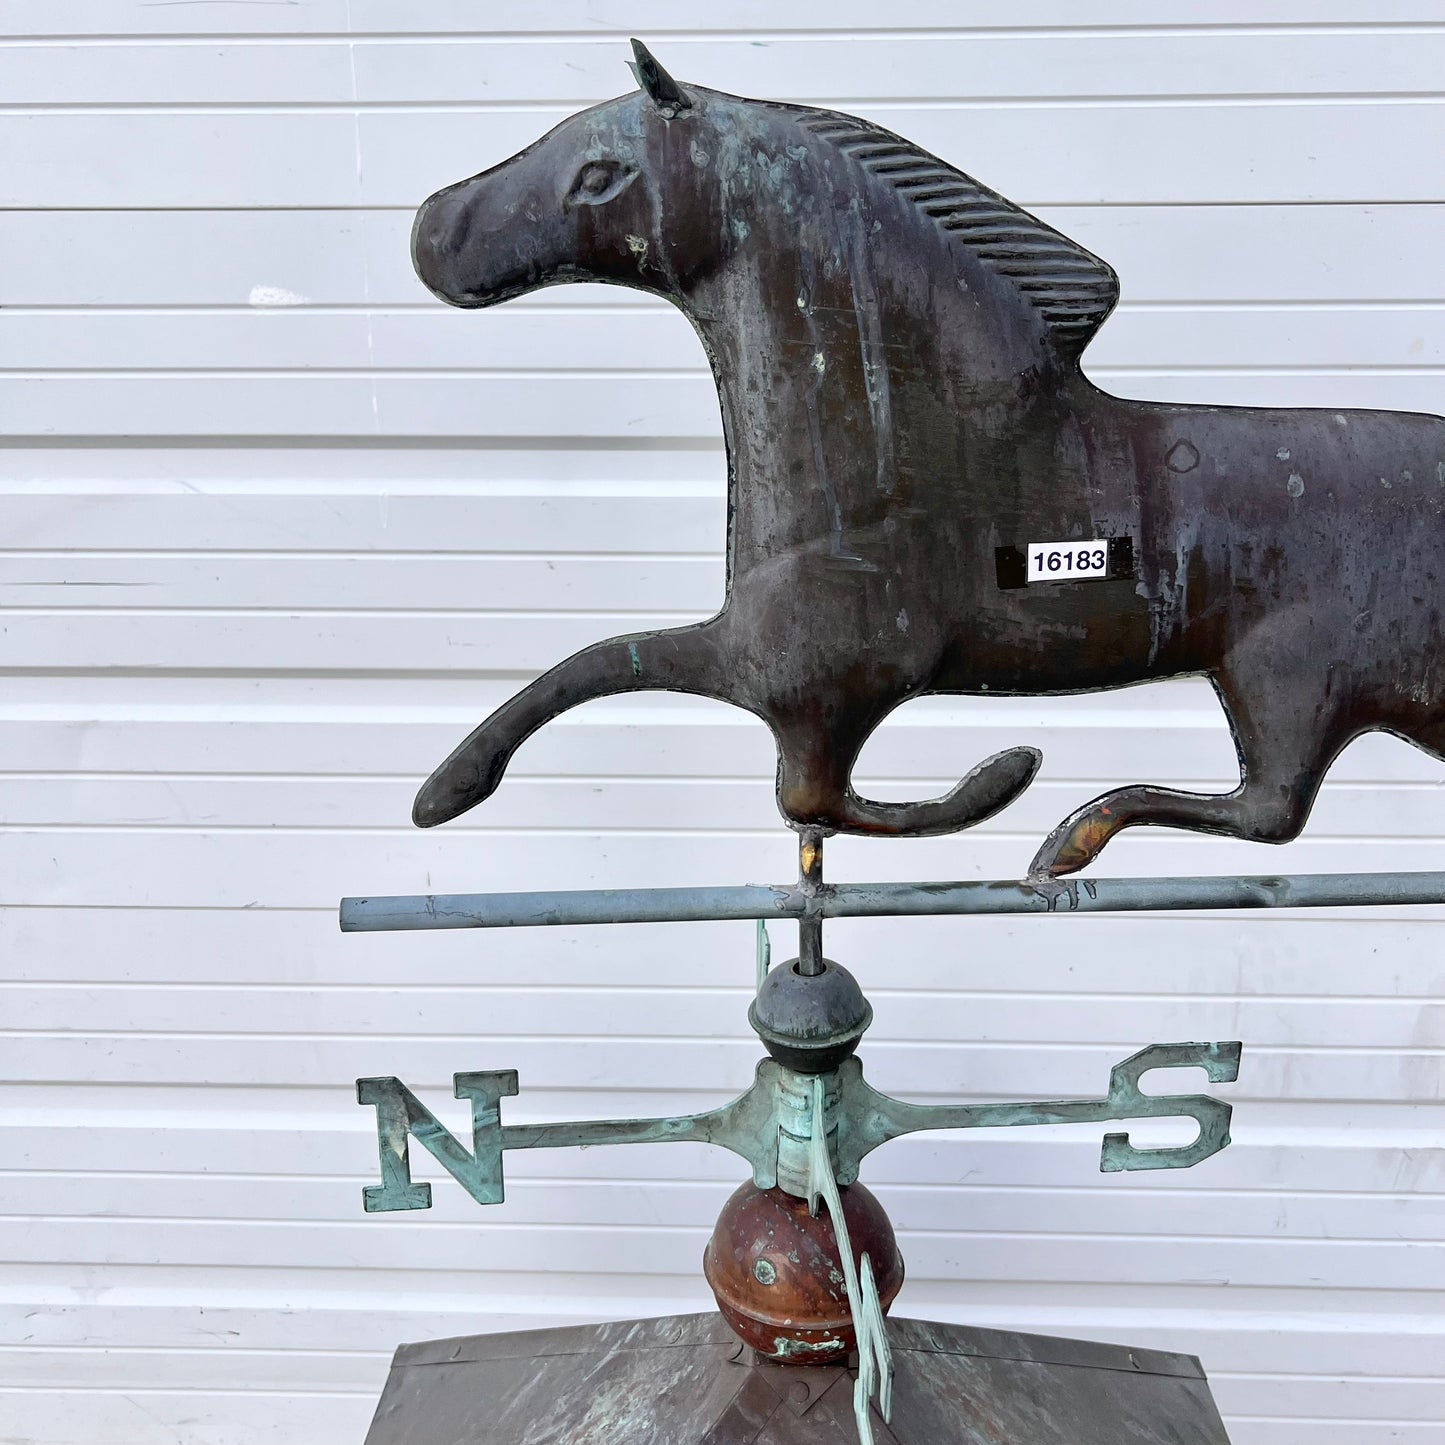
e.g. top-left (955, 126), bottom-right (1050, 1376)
top-left (339, 870), bottom-right (1445, 932)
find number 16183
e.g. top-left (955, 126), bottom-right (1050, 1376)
top-left (1026, 541), bottom-right (1110, 584)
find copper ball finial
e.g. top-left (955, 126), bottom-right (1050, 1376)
top-left (703, 1180), bottom-right (904, 1364)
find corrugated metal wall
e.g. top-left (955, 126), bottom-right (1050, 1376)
top-left (2, 4), bottom-right (1442, 1441)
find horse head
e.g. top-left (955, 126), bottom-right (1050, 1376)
top-left (413, 42), bottom-right (743, 311)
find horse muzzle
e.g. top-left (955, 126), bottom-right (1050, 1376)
top-left (411, 186), bottom-right (487, 306)
top-left (411, 176), bottom-right (554, 309)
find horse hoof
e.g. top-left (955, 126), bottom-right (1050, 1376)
top-left (412, 754), bottom-right (500, 828)
top-left (411, 786), bottom-right (455, 828)
top-left (966, 745), bottom-right (1042, 818)
top-left (1028, 812), bottom-right (1112, 878)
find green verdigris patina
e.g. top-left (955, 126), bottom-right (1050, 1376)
top-left (357, 1038), bottom-right (1239, 1215)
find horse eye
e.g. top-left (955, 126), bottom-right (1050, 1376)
top-left (569, 160), bottom-right (636, 206)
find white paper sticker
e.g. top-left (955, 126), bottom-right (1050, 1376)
top-left (1026, 540), bottom-right (1112, 583)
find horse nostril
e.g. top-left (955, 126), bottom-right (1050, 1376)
top-left (416, 194), bottom-right (473, 267)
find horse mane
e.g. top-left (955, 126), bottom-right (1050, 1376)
top-left (798, 110), bottom-right (1119, 359)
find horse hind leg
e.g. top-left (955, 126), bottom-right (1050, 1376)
top-left (1028, 670), bottom-right (1349, 878)
top-left (412, 621), bottom-right (729, 827)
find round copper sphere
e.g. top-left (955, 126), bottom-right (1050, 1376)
top-left (703, 1180), bottom-right (904, 1364)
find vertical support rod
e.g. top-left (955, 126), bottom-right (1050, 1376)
top-left (797, 828), bottom-right (825, 975)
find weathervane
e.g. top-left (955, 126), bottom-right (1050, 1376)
top-left (346, 40), bottom-right (1445, 1445)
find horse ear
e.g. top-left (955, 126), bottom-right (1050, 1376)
top-left (629, 38), bottom-right (692, 117)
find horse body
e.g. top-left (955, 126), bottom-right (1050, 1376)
top-left (408, 53), bottom-right (1445, 874)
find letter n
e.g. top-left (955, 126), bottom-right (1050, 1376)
top-left (356, 1071), bottom-right (519, 1211)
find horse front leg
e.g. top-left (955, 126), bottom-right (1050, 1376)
top-left (841, 747), bottom-right (1042, 835)
top-left (412, 622), bottom-right (729, 827)
top-left (772, 706), bottom-right (1041, 838)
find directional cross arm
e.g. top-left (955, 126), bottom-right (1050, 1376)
top-left (358, 1043), bottom-right (1240, 1213)
top-left (497, 1079), bottom-right (779, 1168)
top-left (835, 1041), bottom-right (1241, 1180)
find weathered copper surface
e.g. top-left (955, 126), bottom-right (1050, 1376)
top-left (363, 1311), bottom-right (1232, 1443)
top-left (407, 42), bottom-right (1445, 876)
top-left (355, 1042), bottom-right (1240, 1212)
top-left (703, 1181), bottom-right (903, 1364)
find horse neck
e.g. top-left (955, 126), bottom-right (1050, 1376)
top-left (683, 259), bottom-right (1063, 569)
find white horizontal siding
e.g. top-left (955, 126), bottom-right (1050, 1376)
top-left (2, 7), bottom-right (1443, 1444)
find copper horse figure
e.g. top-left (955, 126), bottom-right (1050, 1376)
top-left (408, 42), bottom-right (1445, 876)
